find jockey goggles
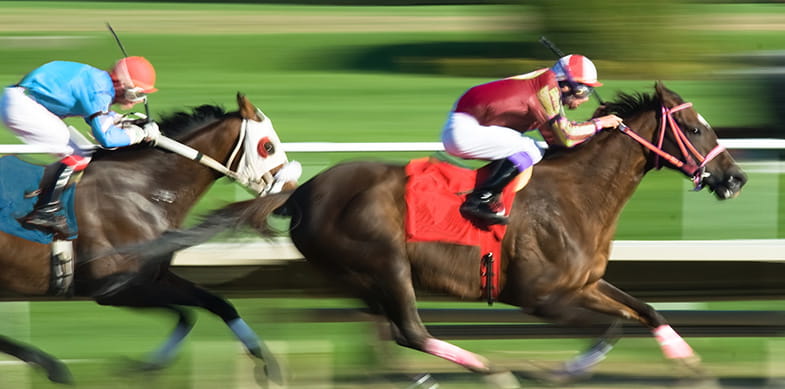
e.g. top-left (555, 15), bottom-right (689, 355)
top-left (560, 81), bottom-right (593, 99)
top-left (124, 86), bottom-right (148, 103)
top-left (571, 83), bottom-right (593, 99)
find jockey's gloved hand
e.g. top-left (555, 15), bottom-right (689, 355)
top-left (142, 121), bottom-right (161, 144)
top-left (592, 114), bottom-right (624, 131)
top-left (122, 121), bottom-right (159, 145)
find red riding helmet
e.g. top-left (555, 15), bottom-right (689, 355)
top-left (110, 56), bottom-right (158, 93)
top-left (552, 54), bottom-right (603, 87)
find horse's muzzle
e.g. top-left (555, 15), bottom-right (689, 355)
top-left (705, 167), bottom-right (747, 200)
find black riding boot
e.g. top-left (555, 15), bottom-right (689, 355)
top-left (18, 162), bottom-right (76, 238)
top-left (460, 158), bottom-right (520, 226)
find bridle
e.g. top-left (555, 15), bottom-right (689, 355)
top-left (617, 102), bottom-right (726, 190)
top-left (153, 117), bottom-right (285, 196)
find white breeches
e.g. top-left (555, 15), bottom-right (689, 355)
top-left (441, 112), bottom-right (544, 163)
top-left (0, 86), bottom-right (81, 157)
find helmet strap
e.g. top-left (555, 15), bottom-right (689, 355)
top-left (555, 59), bottom-right (586, 96)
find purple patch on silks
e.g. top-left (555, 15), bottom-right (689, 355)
top-left (507, 151), bottom-right (534, 172)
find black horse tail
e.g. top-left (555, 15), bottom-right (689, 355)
top-left (124, 190), bottom-right (295, 277)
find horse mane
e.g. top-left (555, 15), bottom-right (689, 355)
top-left (157, 104), bottom-right (232, 140)
top-left (91, 104), bottom-right (235, 159)
top-left (543, 91), bottom-right (660, 159)
top-left (598, 91), bottom-right (660, 119)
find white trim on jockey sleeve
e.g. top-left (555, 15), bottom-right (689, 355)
top-left (441, 112), bottom-right (544, 162)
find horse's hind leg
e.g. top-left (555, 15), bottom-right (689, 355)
top-left (365, 260), bottom-right (521, 388)
top-left (362, 254), bottom-right (498, 375)
top-left (0, 335), bottom-right (72, 384)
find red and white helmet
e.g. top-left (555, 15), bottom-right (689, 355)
top-left (552, 54), bottom-right (602, 87)
top-left (110, 56), bottom-right (158, 93)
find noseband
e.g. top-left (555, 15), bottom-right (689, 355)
top-left (618, 102), bottom-right (725, 190)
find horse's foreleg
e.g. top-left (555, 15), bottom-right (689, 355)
top-left (94, 273), bottom-right (282, 384)
top-left (0, 335), bottom-right (72, 384)
top-left (145, 305), bottom-right (194, 368)
top-left (94, 283), bottom-right (195, 370)
top-left (560, 319), bottom-right (622, 377)
top-left (593, 280), bottom-right (699, 364)
top-left (155, 271), bottom-right (283, 385)
top-left (577, 280), bottom-right (704, 374)
top-left (526, 291), bottom-right (622, 380)
top-left (157, 272), bottom-right (275, 357)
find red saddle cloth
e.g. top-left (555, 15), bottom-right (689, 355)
top-left (404, 157), bottom-right (518, 299)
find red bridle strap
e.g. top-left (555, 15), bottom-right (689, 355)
top-left (618, 102), bottom-right (725, 178)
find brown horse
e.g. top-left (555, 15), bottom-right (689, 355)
top-left (0, 93), bottom-right (297, 384)
top-left (129, 82), bottom-right (747, 386)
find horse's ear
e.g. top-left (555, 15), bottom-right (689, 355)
top-left (236, 92), bottom-right (260, 121)
top-left (654, 81), bottom-right (684, 107)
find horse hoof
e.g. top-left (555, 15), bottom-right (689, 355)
top-left (675, 376), bottom-right (722, 389)
top-left (528, 365), bottom-right (591, 386)
top-left (119, 357), bottom-right (169, 373)
top-left (254, 358), bottom-right (285, 386)
top-left (47, 366), bottom-right (74, 384)
top-left (407, 373), bottom-right (439, 388)
top-left (248, 346), bottom-right (264, 360)
top-left (675, 355), bottom-right (706, 376)
top-left (483, 371), bottom-right (521, 389)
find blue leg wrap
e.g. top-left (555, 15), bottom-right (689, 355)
top-left (229, 318), bottom-right (262, 353)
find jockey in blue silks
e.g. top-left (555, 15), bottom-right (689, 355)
top-left (0, 56), bottom-right (161, 238)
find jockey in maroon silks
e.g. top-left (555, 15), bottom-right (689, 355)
top-left (441, 54), bottom-right (624, 225)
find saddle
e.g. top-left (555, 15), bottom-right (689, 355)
top-left (0, 156), bottom-right (76, 295)
top-left (403, 156), bottom-right (530, 301)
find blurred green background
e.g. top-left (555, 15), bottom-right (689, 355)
top-left (0, 0), bottom-right (783, 240)
top-left (1, 1), bottom-right (785, 388)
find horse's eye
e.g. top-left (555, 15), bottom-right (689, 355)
top-left (691, 127), bottom-right (701, 135)
top-left (256, 137), bottom-right (275, 158)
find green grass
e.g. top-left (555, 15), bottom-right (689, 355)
top-left (0, 298), bottom-right (780, 388)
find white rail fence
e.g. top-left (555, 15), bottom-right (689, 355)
top-left (171, 238), bottom-right (785, 266)
top-left (2, 140), bottom-right (782, 266)
top-left (169, 139), bottom-right (785, 267)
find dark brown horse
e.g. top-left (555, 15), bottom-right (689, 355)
top-left (0, 93), bottom-right (297, 384)
top-left (130, 82), bottom-right (747, 386)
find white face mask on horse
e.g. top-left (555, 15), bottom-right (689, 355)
top-left (232, 108), bottom-right (301, 195)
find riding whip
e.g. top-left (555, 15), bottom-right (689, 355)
top-left (106, 23), bottom-right (151, 119)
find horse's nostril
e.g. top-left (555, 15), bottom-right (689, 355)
top-left (727, 174), bottom-right (746, 191)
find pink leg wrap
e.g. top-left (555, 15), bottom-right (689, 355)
top-left (423, 338), bottom-right (487, 370)
top-left (653, 325), bottom-right (694, 359)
